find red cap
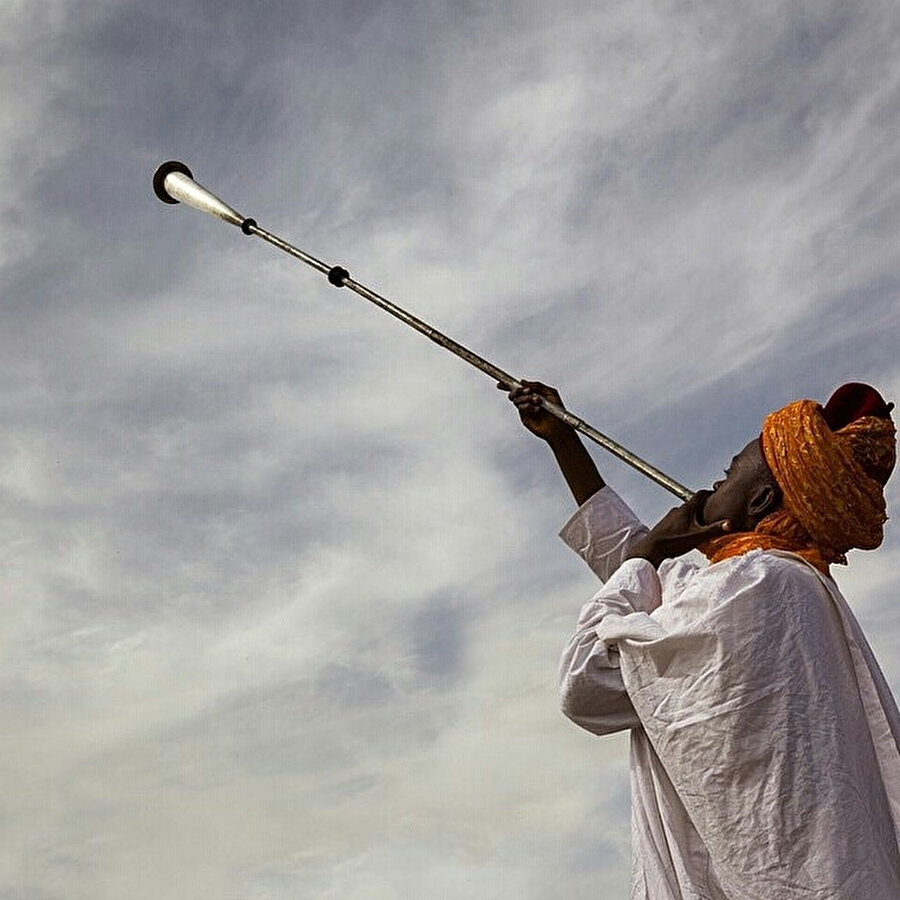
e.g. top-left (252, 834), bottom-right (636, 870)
top-left (821, 383), bottom-right (894, 431)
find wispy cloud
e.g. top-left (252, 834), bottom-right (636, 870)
top-left (2, 1), bottom-right (899, 896)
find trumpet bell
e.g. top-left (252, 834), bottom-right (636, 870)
top-left (152, 160), bottom-right (246, 228)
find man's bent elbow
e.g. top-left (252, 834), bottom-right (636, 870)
top-left (559, 681), bottom-right (641, 736)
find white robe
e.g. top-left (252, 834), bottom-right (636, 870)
top-left (558, 487), bottom-right (900, 899)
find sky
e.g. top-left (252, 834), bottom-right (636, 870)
top-left (1, 1), bottom-right (899, 897)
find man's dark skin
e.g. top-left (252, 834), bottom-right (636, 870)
top-left (502, 381), bottom-right (783, 566)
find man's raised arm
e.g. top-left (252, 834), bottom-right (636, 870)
top-left (499, 381), bottom-right (604, 506)
top-left (501, 380), bottom-right (654, 581)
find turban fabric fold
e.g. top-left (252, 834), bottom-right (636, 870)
top-left (703, 384), bottom-right (896, 575)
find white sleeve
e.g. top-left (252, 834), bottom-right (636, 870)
top-left (558, 557), bottom-right (663, 736)
top-left (559, 486), bottom-right (649, 583)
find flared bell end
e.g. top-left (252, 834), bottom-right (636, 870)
top-left (153, 160), bottom-right (194, 204)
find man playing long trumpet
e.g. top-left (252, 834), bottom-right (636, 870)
top-left (505, 381), bottom-right (900, 898)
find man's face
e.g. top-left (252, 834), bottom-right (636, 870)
top-left (700, 438), bottom-right (769, 531)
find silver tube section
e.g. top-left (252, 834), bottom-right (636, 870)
top-left (154, 163), bottom-right (694, 501)
top-left (248, 225), bottom-right (693, 501)
top-left (245, 223), bottom-right (331, 275)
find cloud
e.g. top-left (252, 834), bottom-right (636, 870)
top-left (2, 1), bottom-right (900, 896)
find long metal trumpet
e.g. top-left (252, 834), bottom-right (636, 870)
top-left (152, 161), bottom-right (693, 501)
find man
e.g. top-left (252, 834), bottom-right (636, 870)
top-left (503, 380), bottom-right (900, 898)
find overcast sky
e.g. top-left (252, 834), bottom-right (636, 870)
top-left (2, 1), bottom-right (899, 897)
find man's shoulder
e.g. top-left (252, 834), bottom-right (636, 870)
top-left (704, 548), bottom-right (825, 588)
top-left (687, 550), bottom-right (832, 622)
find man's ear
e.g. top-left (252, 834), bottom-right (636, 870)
top-left (747, 483), bottom-right (779, 522)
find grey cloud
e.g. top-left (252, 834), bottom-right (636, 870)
top-left (315, 661), bottom-right (395, 707)
top-left (4, 1), bottom-right (900, 897)
top-left (140, 670), bottom-right (443, 786)
top-left (408, 592), bottom-right (468, 688)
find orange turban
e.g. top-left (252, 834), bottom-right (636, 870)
top-left (703, 384), bottom-right (896, 574)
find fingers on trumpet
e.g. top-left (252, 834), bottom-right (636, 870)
top-left (497, 380), bottom-right (563, 408)
top-left (497, 380), bottom-right (569, 440)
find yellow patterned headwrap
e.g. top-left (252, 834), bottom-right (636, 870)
top-left (703, 386), bottom-right (896, 574)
